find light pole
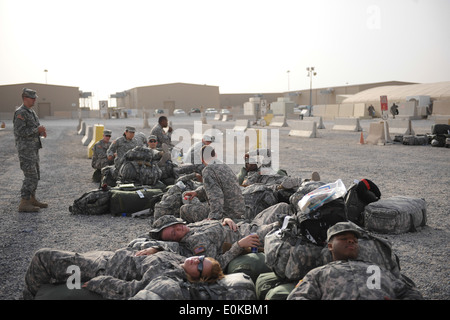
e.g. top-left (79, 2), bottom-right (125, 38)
top-left (44, 69), bottom-right (48, 84)
top-left (306, 67), bottom-right (317, 116)
top-left (287, 70), bottom-right (290, 92)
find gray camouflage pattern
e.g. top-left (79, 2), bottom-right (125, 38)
top-left (287, 259), bottom-right (423, 300)
top-left (190, 162), bottom-right (245, 221)
top-left (150, 123), bottom-right (173, 148)
top-left (107, 136), bottom-right (138, 167)
top-left (13, 104), bottom-right (42, 199)
top-left (91, 139), bottom-right (112, 169)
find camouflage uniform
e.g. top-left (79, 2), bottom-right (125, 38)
top-left (133, 205), bottom-right (286, 269)
top-left (13, 104), bottom-right (42, 200)
top-left (287, 259), bottom-right (423, 300)
top-left (181, 162), bottom-right (245, 222)
top-left (106, 135), bottom-right (138, 167)
top-left (91, 139), bottom-right (112, 170)
top-left (23, 248), bottom-right (187, 300)
top-left (150, 123), bottom-right (173, 149)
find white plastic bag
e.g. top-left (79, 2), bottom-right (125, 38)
top-left (298, 179), bottom-right (347, 214)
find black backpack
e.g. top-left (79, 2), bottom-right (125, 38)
top-left (297, 197), bottom-right (347, 246)
top-left (69, 187), bottom-right (111, 215)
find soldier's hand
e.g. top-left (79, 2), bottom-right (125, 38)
top-left (238, 234), bottom-right (260, 249)
top-left (135, 247), bottom-right (159, 256)
top-left (38, 125), bottom-right (46, 137)
top-left (183, 191), bottom-right (197, 200)
top-left (222, 218), bottom-right (238, 232)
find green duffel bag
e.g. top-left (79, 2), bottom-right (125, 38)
top-left (225, 253), bottom-right (271, 283)
top-left (255, 272), bottom-right (297, 300)
top-left (265, 282), bottom-right (296, 300)
top-left (109, 185), bottom-right (164, 216)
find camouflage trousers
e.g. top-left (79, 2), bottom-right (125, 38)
top-left (18, 149), bottom-right (40, 199)
top-left (23, 248), bottom-right (114, 299)
top-left (180, 201), bottom-right (210, 223)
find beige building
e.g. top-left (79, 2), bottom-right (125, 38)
top-left (0, 83), bottom-right (80, 119)
top-left (114, 82), bottom-right (220, 115)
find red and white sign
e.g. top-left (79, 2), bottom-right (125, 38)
top-left (380, 95), bottom-right (388, 112)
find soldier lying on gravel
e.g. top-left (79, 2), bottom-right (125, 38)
top-left (23, 248), bottom-right (223, 300)
top-left (287, 222), bottom-right (423, 300)
top-left (129, 203), bottom-right (294, 270)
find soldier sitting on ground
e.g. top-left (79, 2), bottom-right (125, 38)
top-left (180, 145), bottom-right (245, 223)
top-left (91, 129), bottom-right (113, 183)
top-left (287, 222), bottom-right (423, 300)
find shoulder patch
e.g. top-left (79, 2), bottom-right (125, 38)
top-left (194, 246), bottom-right (205, 254)
top-left (16, 114), bottom-right (25, 121)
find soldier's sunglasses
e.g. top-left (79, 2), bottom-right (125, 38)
top-left (197, 255), bottom-right (205, 277)
top-left (149, 139), bottom-right (157, 143)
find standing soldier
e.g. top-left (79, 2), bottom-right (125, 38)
top-left (91, 129), bottom-right (113, 182)
top-left (150, 116), bottom-right (174, 149)
top-left (13, 88), bottom-right (47, 212)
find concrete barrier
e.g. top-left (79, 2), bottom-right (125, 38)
top-left (214, 114), bottom-right (222, 121)
top-left (222, 114), bottom-right (233, 121)
top-left (87, 124), bottom-right (105, 158)
top-left (338, 104), bottom-right (354, 118)
top-left (332, 118), bottom-right (362, 132)
top-left (312, 105), bottom-right (327, 118)
top-left (387, 119), bottom-right (415, 135)
top-left (233, 119), bottom-right (249, 132)
top-left (77, 121), bottom-right (86, 135)
top-left (288, 120), bottom-right (317, 138)
top-left (325, 104), bottom-right (340, 120)
top-left (301, 116), bottom-right (325, 129)
top-left (366, 121), bottom-right (393, 145)
top-left (82, 125), bottom-right (93, 146)
top-left (269, 116), bottom-right (288, 127)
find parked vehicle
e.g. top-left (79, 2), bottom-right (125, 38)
top-left (205, 108), bottom-right (217, 114)
top-left (153, 109), bottom-right (164, 116)
top-left (173, 109), bottom-right (186, 115)
top-left (188, 108), bottom-right (201, 115)
top-left (220, 109), bottom-right (231, 114)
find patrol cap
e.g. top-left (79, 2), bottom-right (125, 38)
top-left (126, 126), bottom-right (136, 133)
top-left (22, 88), bottom-right (38, 99)
top-left (149, 215), bottom-right (185, 239)
top-left (148, 135), bottom-right (158, 141)
top-left (103, 129), bottom-right (112, 136)
top-left (202, 134), bottom-right (214, 142)
top-left (326, 221), bottom-right (362, 242)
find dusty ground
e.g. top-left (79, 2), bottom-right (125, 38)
top-left (0, 115), bottom-right (448, 300)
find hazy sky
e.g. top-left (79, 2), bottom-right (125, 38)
top-left (1, 0), bottom-right (449, 102)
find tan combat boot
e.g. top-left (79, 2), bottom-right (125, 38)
top-left (18, 199), bottom-right (40, 212)
top-left (31, 196), bottom-right (48, 208)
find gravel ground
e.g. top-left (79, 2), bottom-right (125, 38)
top-left (0, 115), bottom-right (448, 300)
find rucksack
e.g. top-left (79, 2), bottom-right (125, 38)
top-left (264, 216), bottom-right (325, 281)
top-left (242, 183), bottom-right (279, 221)
top-left (297, 197), bottom-right (348, 246)
top-left (117, 146), bottom-right (162, 186)
top-left (344, 179), bottom-right (381, 226)
top-left (363, 196), bottom-right (427, 234)
top-left (69, 187), bottom-right (111, 215)
top-left (117, 160), bottom-right (162, 186)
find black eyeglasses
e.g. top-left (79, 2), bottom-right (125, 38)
top-left (149, 140), bottom-right (157, 143)
top-left (197, 256), bottom-right (205, 277)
